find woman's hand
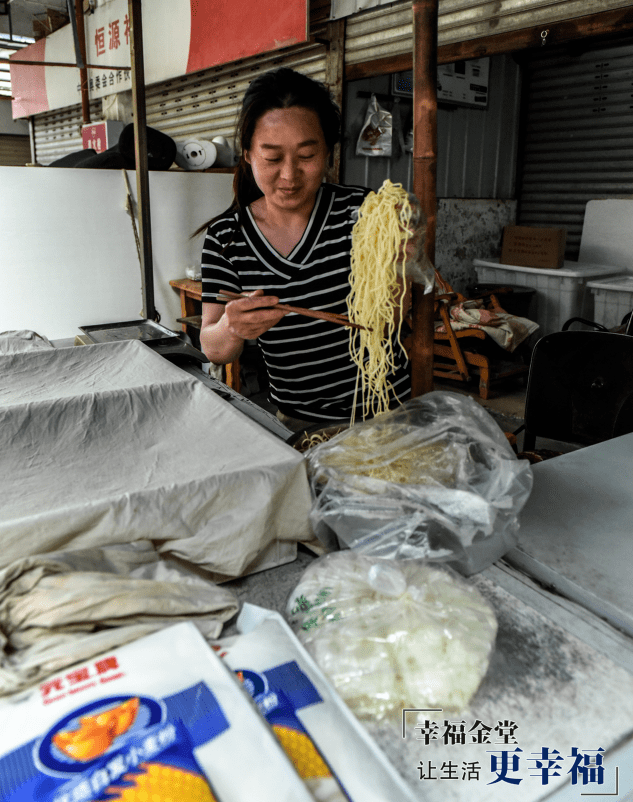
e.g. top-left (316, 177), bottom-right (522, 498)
top-left (200, 290), bottom-right (287, 365)
top-left (223, 289), bottom-right (287, 340)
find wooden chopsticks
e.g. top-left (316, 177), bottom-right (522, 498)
top-left (215, 290), bottom-right (371, 331)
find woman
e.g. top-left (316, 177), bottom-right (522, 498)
top-left (198, 67), bottom-right (410, 430)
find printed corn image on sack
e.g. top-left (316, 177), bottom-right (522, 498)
top-left (37, 715), bottom-right (219, 802)
top-left (233, 665), bottom-right (349, 802)
top-left (0, 623), bottom-right (314, 802)
top-left (103, 760), bottom-right (217, 802)
top-left (215, 604), bottom-right (417, 802)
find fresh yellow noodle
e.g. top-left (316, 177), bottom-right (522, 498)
top-left (296, 426), bottom-right (348, 453)
top-left (347, 179), bottom-right (413, 423)
top-left (306, 432), bottom-right (330, 447)
top-left (313, 425), bottom-right (458, 488)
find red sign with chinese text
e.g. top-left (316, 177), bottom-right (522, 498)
top-left (81, 121), bottom-right (124, 152)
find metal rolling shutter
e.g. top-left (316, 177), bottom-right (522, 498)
top-left (436, 0), bottom-right (633, 48)
top-left (343, 0), bottom-right (633, 68)
top-left (0, 134), bottom-right (32, 166)
top-left (32, 44), bottom-right (327, 163)
top-left (517, 35), bottom-right (633, 259)
top-left (344, 1), bottom-right (412, 67)
top-left (145, 44), bottom-right (327, 145)
top-left (32, 99), bottom-right (101, 165)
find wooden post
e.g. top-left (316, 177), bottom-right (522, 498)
top-left (324, 18), bottom-right (346, 183)
top-left (410, 0), bottom-right (438, 397)
top-left (74, 0), bottom-right (90, 124)
top-left (128, 0), bottom-right (156, 321)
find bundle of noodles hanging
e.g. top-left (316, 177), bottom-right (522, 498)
top-left (347, 179), bottom-right (414, 423)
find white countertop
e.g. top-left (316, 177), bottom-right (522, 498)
top-left (474, 257), bottom-right (620, 279)
top-left (507, 433), bottom-right (633, 637)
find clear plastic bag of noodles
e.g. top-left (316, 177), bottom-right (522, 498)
top-left (305, 391), bottom-right (533, 575)
top-left (286, 551), bottom-right (498, 719)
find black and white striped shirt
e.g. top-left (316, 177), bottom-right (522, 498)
top-left (201, 182), bottom-right (410, 422)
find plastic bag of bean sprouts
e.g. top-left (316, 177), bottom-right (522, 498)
top-left (305, 391), bottom-right (532, 575)
top-left (286, 552), bottom-right (498, 719)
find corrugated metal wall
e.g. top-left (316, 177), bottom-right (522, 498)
top-left (342, 53), bottom-right (522, 199)
top-left (145, 44), bottom-right (327, 145)
top-left (344, 0), bottom-right (412, 66)
top-left (32, 99), bottom-right (101, 165)
top-left (32, 44), bottom-right (327, 165)
top-left (437, 53), bottom-right (522, 199)
top-left (343, 0), bottom-right (633, 64)
top-left (436, 0), bottom-right (633, 47)
top-left (517, 34), bottom-right (633, 259)
top-left (0, 134), bottom-right (31, 165)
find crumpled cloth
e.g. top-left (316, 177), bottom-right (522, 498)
top-left (0, 541), bottom-right (239, 697)
top-left (0, 329), bottom-right (54, 354)
top-left (435, 299), bottom-right (539, 352)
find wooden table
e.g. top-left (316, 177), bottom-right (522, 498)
top-left (169, 278), bottom-right (240, 391)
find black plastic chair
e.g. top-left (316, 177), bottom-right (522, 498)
top-left (521, 329), bottom-right (633, 451)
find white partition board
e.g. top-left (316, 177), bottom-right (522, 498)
top-left (579, 198), bottom-right (633, 274)
top-left (0, 166), bottom-right (233, 339)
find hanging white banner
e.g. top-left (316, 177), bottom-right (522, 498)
top-left (10, 0), bottom-right (308, 119)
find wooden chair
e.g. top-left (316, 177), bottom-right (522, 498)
top-left (432, 270), bottom-right (529, 400)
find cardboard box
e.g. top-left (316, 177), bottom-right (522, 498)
top-left (500, 225), bottom-right (566, 269)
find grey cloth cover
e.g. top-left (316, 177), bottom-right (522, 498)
top-left (0, 330), bottom-right (54, 354)
top-left (0, 340), bottom-right (313, 578)
top-left (0, 541), bottom-right (239, 696)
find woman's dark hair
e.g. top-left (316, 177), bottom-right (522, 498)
top-left (192, 68), bottom-right (341, 238)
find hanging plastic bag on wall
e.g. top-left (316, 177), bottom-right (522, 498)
top-left (356, 94), bottom-right (392, 157)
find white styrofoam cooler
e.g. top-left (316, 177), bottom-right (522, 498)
top-left (587, 273), bottom-right (633, 329)
top-left (473, 258), bottom-right (620, 336)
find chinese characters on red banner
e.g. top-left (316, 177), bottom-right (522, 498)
top-left (94, 14), bottom-right (130, 56)
top-left (81, 12), bottom-right (131, 95)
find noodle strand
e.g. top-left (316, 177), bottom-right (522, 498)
top-left (347, 180), bottom-right (413, 423)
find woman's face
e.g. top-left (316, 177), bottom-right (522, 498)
top-left (244, 106), bottom-right (329, 216)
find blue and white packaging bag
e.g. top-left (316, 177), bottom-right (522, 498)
top-left (0, 622), bottom-right (314, 802)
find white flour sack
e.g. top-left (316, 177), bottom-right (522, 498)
top-left (0, 623), bottom-right (314, 802)
top-left (215, 604), bottom-right (417, 802)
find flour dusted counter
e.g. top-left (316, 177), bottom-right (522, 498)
top-left (223, 544), bottom-right (633, 802)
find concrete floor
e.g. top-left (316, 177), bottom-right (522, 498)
top-left (427, 376), bottom-right (584, 455)
top-left (431, 375), bottom-right (527, 431)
